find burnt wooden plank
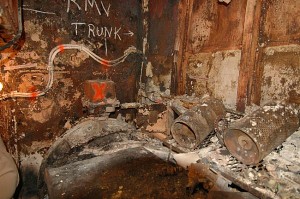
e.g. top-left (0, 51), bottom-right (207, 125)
top-left (172, 0), bottom-right (190, 95)
top-left (146, 0), bottom-right (181, 95)
top-left (248, 0), bottom-right (263, 106)
top-left (236, 0), bottom-right (262, 112)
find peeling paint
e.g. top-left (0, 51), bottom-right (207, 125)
top-left (145, 62), bottom-right (153, 77)
top-left (211, 50), bottom-right (240, 109)
top-left (25, 20), bottom-right (48, 49)
top-left (187, 52), bottom-right (212, 96)
top-left (261, 45), bottom-right (300, 104)
top-left (187, 50), bottom-right (240, 109)
top-left (189, 11), bottom-right (212, 52)
top-left (27, 99), bottom-right (55, 123)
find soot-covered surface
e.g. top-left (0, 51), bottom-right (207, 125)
top-left (45, 147), bottom-right (207, 199)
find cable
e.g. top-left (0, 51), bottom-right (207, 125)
top-left (0, 0), bottom-right (23, 51)
top-left (0, 44), bottom-right (142, 100)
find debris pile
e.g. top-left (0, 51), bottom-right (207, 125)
top-left (167, 96), bottom-right (300, 198)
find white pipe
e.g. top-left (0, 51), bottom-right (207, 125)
top-left (0, 44), bottom-right (141, 100)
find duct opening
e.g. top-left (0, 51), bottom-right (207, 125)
top-left (224, 129), bottom-right (259, 165)
top-left (172, 122), bottom-right (197, 149)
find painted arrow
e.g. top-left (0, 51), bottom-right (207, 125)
top-left (123, 30), bottom-right (134, 37)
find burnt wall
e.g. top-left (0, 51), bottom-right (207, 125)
top-left (258, 0), bottom-right (300, 105)
top-left (140, 0), bottom-right (179, 102)
top-left (0, 0), bottom-right (143, 197)
top-left (0, 0), bottom-right (299, 197)
top-left (1, 0), bottom-right (143, 151)
top-left (182, 0), bottom-right (300, 110)
top-left (0, 0), bottom-right (19, 45)
top-left (184, 0), bottom-right (246, 109)
top-left (187, 0), bottom-right (246, 53)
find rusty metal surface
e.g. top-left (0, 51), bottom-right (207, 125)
top-left (44, 147), bottom-right (152, 199)
top-left (0, 102), bottom-right (13, 151)
top-left (84, 80), bottom-right (116, 104)
top-left (1, 0), bottom-right (143, 151)
top-left (44, 147), bottom-right (189, 199)
top-left (40, 117), bottom-right (191, 199)
top-left (187, 163), bottom-right (229, 194)
top-left (199, 131), bottom-right (300, 199)
top-left (0, 1), bottom-right (143, 197)
top-left (148, 0), bottom-right (178, 56)
top-left (187, 0), bottom-right (247, 53)
top-left (166, 108), bottom-right (300, 198)
top-left (260, 0), bottom-right (300, 45)
top-left (224, 102), bottom-right (299, 165)
top-left (0, 1), bottom-right (298, 198)
top-left (82, 79), bottom-right (119, 114)
top-left (144, 0), bottom-right (179, 94)
top-left (171, 96), bottom-right (226, 149)
top-left (38, 117), bottom-right (136, 197)
top-left (136, 103), bottom-right (167, 131)
top-left (0, 0), bottom-right (19, 41)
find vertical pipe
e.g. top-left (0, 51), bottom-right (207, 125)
top-left (0, 0), bottom-right (23, 51)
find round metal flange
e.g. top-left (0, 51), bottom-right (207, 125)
top-left (224, 129), bottom-right (259, 165)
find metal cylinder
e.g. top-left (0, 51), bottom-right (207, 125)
top-left (171, 97), bottom-right (226, 149)
top-left (224, 102), bottom-right (299, 165)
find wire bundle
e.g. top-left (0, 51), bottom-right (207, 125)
top-left (0, 44), bottom-right (141, 100)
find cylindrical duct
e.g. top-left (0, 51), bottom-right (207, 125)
top-left (224, 102), bottom-right (299, 165)
top-left (171, 97), bottom-right (226, 149)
